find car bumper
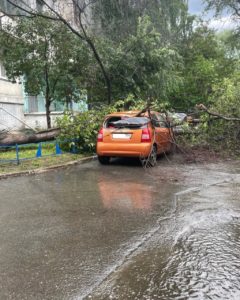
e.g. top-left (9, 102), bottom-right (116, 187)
top-left (97, 142), bottom-right (152, 157)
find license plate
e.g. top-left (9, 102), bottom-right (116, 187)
top-left (112, 133), bottom-right (132, 139)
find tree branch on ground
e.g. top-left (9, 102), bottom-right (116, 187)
top-left (196, 104), bottom-right (240, 121)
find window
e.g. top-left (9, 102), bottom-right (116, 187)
top-left (0, 62), bottom-right (7, 79)
top-left (0, 0), bottom-right (32, 15)
top-left (1, 0), bottom-right (19, 14)
top-left (156, 113), bottom-right (169, 128)
top-left (105, 117), bottom-right (149, 129)
top-left (36, 0), bottom-right (43, 12)
top-left (0, 0), bottom-right (11, 13)
top-left (27, 95), bottom-right (38, 113)
top-left (150, 114), bottom-right (160, 127)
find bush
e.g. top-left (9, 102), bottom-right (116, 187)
top-left (56, 107), bottom-right (112, 153)
top-left (205, 75), bottom-right (240, 153)
top-left (181, 74), bottom-right (240, 156)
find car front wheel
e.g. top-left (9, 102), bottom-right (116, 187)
top-left (98, 156), bottom-right (110, 165)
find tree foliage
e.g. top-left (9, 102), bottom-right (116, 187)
top-left (204, 0), bottom-right (240, 17)
top-left (170, 25), bottom-right (236, 110)
top-left (0, 0), bottom-right (239, 153)
top-left (204, 0), bottom-right (240, 35)
top-left (91, 16), bottom-right (182, 103)
top-left (207, 67), bottom-right (240, 150)
top-left (0, 16), bottom-right (88, 128)
top-left (93, 0), bottom-right (189, 43)
top-left (56, 108), bottom-right (110, 153)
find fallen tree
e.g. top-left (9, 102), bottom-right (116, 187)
top-left (0, 128), bottom-right (60, 146)
top-left (196, 104), bottom-right (240, 122)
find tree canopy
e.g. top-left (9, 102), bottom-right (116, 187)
top-left (2, 0), bottom-right (239, 123)
top-left (0, 0), bottom-right (239, 152)
top-left (0, 16), bottom-right (88, 128)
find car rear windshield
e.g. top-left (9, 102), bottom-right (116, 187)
top-left (105, 117), bottom-right (149, 129)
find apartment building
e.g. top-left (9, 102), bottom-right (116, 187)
top-left (0, 0), bottom-right (87, 130)
top-left (0, 61), bottom-right (25, 131)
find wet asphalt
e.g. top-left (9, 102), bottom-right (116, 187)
top-left (0, 157), bottom-right (239, 300)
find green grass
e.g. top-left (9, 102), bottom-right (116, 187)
top-left (0, 152), bottom-right (88, 175)
top-left (0, 143), bottom-right (58, 160)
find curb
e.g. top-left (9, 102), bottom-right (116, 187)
top-left (0, 155), bottom-right (97, 180)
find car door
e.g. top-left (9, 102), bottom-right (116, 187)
top-left (153, 113), bottom-right (172, 153)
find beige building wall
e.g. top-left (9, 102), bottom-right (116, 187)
top-left (0, 63), bottom-right (25, 131)
top-left (24, 111), bottom-right (63, 129)
top-left (0, 11), bottom-right (25, 131)
top-left (46, 0), bottom-right (91, 26)
top-left (0, 80), bottom-right (23, 104)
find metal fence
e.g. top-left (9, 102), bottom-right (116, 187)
top-left (0, 140), bottom-right (77, 165)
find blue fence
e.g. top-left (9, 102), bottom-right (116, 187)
top-left (0, 140), bottom-right (77, 165)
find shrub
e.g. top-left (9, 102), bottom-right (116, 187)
top-left (56, 107), bottom-right (112, 153)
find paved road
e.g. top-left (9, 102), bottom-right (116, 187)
top-left (0, 158), bottom-right (239, 299)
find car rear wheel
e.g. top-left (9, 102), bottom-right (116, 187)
top-left (98, 156), bottom-right (110, 165)
top-left (169, 140), bottom-right (176, 153)
top-left (149, 145), bottom-right (157, 167)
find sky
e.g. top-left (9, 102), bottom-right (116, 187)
top-left (188, 0), bottom-right (237, 31)
top-left (188, 0), bottom-right (205, 15)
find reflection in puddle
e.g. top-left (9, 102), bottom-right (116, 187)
top-left (98, 178), bottom-right (153, 211)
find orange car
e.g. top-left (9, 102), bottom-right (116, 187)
top-left (96, 110), bottom-right (174, 166)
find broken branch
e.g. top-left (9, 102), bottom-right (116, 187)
top-left (196, 104), bottom-right (240, 122)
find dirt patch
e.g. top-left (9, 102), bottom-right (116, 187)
top-left (171, 146), bottom-right (230, 164)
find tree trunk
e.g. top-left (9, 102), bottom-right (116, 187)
top-left (44, 61), bottom-right (52, 128)
top-left (45, 95), bottom-right (52, 129)
top-left (0, 128), bottom-right (60, 146)
top-left (78, 12), bottom-right (112, 104)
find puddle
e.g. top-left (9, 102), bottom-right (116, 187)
top-left (86, 164), bottom-right (240, 300)
top-left (0, 160), bottom-right (239, 299)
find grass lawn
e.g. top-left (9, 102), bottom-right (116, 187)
top-left (0, 151), bottom-right (87, 175)
top-left (0, 143), bottom-right (58, 160)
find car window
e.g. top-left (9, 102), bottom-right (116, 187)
top-left (107, 117), bottom-right (149, 129)
top-left (155, 113), bottom-right (169, 128)
top-left (104, 117), bottom-right (122, 128)
top-left (150, 114), bottom-right (160, 127)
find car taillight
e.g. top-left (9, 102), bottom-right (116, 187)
top-left (141, 128), bottom-right (151, 143)
top-left (97, 128), bottom-right (103, 142)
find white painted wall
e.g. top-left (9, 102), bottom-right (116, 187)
top-left (0, 78), bottom-right (25, 131)
top-left (0, 102), bottom-right (25, 131)
top-left (0, 79), bottom-right (23, 103)
top-left (24, 112), bottom-right (63, 130)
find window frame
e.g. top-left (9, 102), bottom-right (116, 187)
top-left (0, 62), bottom-right (8, 80)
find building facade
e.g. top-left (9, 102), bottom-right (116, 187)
top-left (0, 61), bottom-right (25, 131)
top-left (0, 0), bottom-right (87, 131)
